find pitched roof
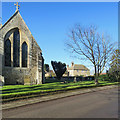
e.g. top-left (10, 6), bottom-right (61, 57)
top-left (0, 11), bottom-right (19, 30)
top-left (1, 10), bottom-right (42, 52)
top-left (68, 64), bottom-right (90, 71)
top-left (100, 73), bottom-right (106, 75)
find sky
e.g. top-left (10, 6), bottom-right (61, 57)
top-left (2, 2), bottom-right (118, 74)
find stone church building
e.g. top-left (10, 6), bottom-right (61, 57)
top-left (0, 5), bottom-right (45, 85)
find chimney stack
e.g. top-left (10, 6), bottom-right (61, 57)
top-left (71, 62), bottom-right (74, 66)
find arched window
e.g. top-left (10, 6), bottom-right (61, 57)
top-left (4, 39), bottom-right (11, 66)
top-left (13, 29), bottom-right (20, 67)
top-left (22, 42), bottom-right (28, 67)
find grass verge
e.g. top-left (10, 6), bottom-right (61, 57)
top-left (1, 80), bottom-right (119, 103)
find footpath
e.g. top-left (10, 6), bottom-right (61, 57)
top-left (2, 85), bottom-right (118, 110)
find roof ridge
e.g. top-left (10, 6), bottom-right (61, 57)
top-left (1, 10), bottom-right (19, 29)
top-left (1, 10), bottom-right (42, 52)
top-left (74, 64), bottom-right (85, 66)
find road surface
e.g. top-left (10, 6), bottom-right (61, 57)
top-left (2, 88), bottom-right (118, 118)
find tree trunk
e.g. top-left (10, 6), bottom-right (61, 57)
top-left (95, 77), bottom-right (99, 85)
top-left (94, 65), bottom-right (99, 85)
top-left (98, 65), bottom-right (100, 77)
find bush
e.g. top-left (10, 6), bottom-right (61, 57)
top-left (107, 68), bottom-right (120, 82)
top-left (51, 61), bottom-right (66, 80)
top-left (98, 74), bottom-right (109, 81)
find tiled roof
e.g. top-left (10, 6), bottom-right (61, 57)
top-left (68, 64), bottom-right (89, 71)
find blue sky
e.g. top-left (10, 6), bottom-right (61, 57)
top-left (2, 2), bottom-right (118, 74)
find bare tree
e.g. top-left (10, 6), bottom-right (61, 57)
top-left (66, 24), bottom-right (115, 84)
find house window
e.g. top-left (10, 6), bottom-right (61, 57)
top-left (4, 39), bottom-right (11, 66)
top-left (82, 70), bottom-right (84, 72)
top-left (13, 29), bottom-right (20, 67)
top-left (22, 42), bottom-right (28, 67)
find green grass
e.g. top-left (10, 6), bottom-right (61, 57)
top-left (1, 80), bottom-right (118, 96)
top-left (0, 80), bottom-right (119, 103)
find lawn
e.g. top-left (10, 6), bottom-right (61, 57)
top-left (0, 80), bottom-right (119, 103)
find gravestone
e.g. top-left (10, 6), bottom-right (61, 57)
top-left (24, 75), bottom-right (31, 85)
top-left (74, 77), bottom-right (77, 83)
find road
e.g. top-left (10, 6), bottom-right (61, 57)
top-left (2, 88), bottom-right (118, 118)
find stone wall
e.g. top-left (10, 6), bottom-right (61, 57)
top-left (73, 70), bottom-right (90, 77)
top-left (46, 76), bottom-right (94, 83)
top-left (68, 69), bottom-right (90, 77)
top-left (0, 36), bottom-right (3, 77)
top-left (0, 75), bottom-right (4, 86)
top-left (0, 20), bottom-right (4, 85)
top-left (3, 67), bottom-right (29, 85)
top-left (1, 11), bottom-right (44, 85)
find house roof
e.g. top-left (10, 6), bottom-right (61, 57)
top-left (100, 73), bottom-right (106, 75)
top-left (68, 64), bottom-right (90, 71)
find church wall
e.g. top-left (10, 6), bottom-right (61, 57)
top-left (1, 11), bottom-right (44, 85)
top-left (38, 52), bottom-right (44, 84)
top-left (0, 27), bottom-right (4, 85)
top-left (2, 67), bottom-right (30, 85)
top-left (30, 38), bottom-right (44, 84)
top-left (0, 30), bottom-right (3, 76)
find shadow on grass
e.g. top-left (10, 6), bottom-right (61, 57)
top-left (2, 80), bottom-right (118, 95)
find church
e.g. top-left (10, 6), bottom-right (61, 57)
top-left (0, 3), bottom-right (45, 85)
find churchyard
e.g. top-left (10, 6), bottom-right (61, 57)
top-left (0, 3), bottom-right (119, 108)
top-left (1, 78), bottom-right (118, 103)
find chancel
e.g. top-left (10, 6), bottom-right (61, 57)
top-left (0, 2), bottom-right (45, 85)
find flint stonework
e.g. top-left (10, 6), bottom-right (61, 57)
top-left (0, 11), bottom-right (45, 85)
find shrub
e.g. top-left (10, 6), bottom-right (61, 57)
top-left (98, 74), bottom-right (109, 81)
top-left (51, 61), bottom-right (66, 80)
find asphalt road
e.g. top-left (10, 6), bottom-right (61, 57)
top-left (2, 88), bottom-right (118, 118)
